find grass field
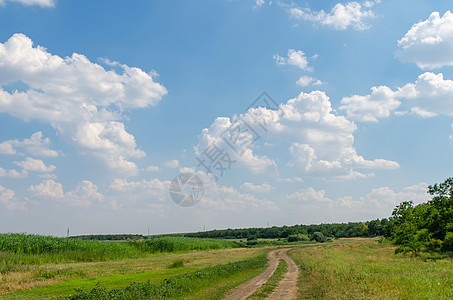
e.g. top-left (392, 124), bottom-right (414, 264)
top-left (4, 235), bottom-right (453, 299)
top-left (0, 234), bottom-right (254, 298)
top-left (290, 238), bottom-right (453, 299)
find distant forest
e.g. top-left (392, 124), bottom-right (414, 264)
top-left (72, 177), bottom-right (453, 254)
top-left (71, 218), bottom-right (388, 241)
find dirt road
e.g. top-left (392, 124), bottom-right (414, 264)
top-left (222, 248), bottom-right (299, 300)
top-left (268, 248), bottom-right (299, 300)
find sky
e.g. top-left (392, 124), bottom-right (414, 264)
top-left (1, 0), bottom-right (453, 236)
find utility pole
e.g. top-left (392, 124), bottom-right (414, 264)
top-left (67, 227), bottom-right (70, 237)
top-left (148, 227), bottom-right (150, 236)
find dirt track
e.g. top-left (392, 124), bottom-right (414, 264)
top-left (268, 248), bottom-right (299, 300)
top-left (222, 248), bottom-right (299, 300)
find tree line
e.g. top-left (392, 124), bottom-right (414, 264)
top-left (384, 177), bottom-right (453, 254)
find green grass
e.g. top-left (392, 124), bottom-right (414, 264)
top-left (129, 236), bottom-right (238, 253)
top-left (248, 258), bottom-right (287, 299)
top-left (0, 234), bottom-right (238, 272)
top-left (1, 246), bottom-right (264, 298)
top-left (60, 254), bottom-right (268, 299)
top-left (290, 238), bottom-right (453, 299)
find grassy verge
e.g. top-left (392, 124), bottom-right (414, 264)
top-left (1, 247), bottom-right (264, 299)
top-left (291, 238), bottom-right (453, 299)
top-left (60, 253), bottom-right (268, 299)
top-left (248, 258), bottom-right (287, 299)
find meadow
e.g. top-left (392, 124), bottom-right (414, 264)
top-left (290, 238), bottom-right (453, 299)
top-left (0, 234), bottom-right (264, 299)
top-left (3, 234), bottom-right (453, 299)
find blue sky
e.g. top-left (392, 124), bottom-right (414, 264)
top-left (1, 0), bottom-right (453, 236)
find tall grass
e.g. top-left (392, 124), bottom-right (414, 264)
top-left (64, 254), bottom-right (268, 299)
top-left (0, 234), bottom-right (236, 273)
top-left (291, 238), bottom-right (453, 299)
top-left (130, 236), bottom-right (238, 253)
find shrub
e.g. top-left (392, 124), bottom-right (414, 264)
top-left (311, 232), bottom-right (326, 243)
top-left (441, 232), bottom-right (453, 252)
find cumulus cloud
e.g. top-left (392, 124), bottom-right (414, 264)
top-left (285, 187), bottom-right (334, 208)
top-left (358, 183), bottom-right (430, 209)
top-left (0, 167), bottom-right (28, 178)
top-left (28, 179), bottom-right (103, 206)
top-left (195, 116), bottom-right (278, 176)
top-left (240, 182), bottom-right (272, 193)
top-left (13, 157), bottom-right (54, 173)
top-left (0, 131), bottom-right (58, 157)
top-left (197, 90), bottom-right (398, 180)
top-left (288, 1), bottom-right (378, 30)
top-left (340, 72), bottom-right (453, 122)
top-left (296, 75), bottom-right (324, 87)
top-left (13, 157), bottom-right (55, 172)
top-left (274, 49), bottom-right (312, 71)
top-left (0, 34), bottom-right (167, 175)
top-left (109, 177), bottom-right (169, 202)
top-left (0, 185), bottom-right (15, 204)
top-left (340, 86), bottom-right (400, 122)
top-left (397, 11), bottom-right (453, 69)
top-left (164, 159), bottom-right (180, 168)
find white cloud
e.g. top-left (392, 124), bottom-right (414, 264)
top-left (109, 177), bottom-right (170, 204)
top-left (397, 11), bottom-right (453, 69)
top-left (164, 159), bottom-right (180, 168)
top-left (285, 187), bottom-right (334, 208)
top-left (74, 121), bottom-right (145, 175)
top-left (0, 142), bottom-right (16, 154)
top-left (65, 180), bottom-right (104, 207)
top-left (5, 0), bottom-right (55, 7)
top-left (13, 157), bottom-right (55, 172)
top-left (340, 72), bottom-right (453, 122)
top-left (198, 172), bottom-right (278, 212)
top-left (274, 49), bottom-right (311, 71)
top-left (339, 86), bottom-right (400, 122)
top-left (29, 179), bottom-right (103, 206)
top-left (0, 185), bottom-right (15, 204)
top-left (28, 179), bottom-right (64, 199)
top-left (0, 185), bottom-right (24, 210)
top-left (0, 167), bottom-right (28, 178)
top-left (296, 75), bottom-right (324, 87)
top-left (288, 1), bottom-right (377, 30)
top-left (38, 173), bottom-right (57, 179)
top-left (146, 165), bottom-right (160, 172)
top-left (195, 116), bottom-right (277, 176)
top-left (255, 0), bottom-right (264, 7)
top-left (0, 131), bottom-right (59, 157)
top-left (196, 90), bottom-right (398, 180)
top-left (240, 182), bottom-right (272, 193)
top-left (277, 177), bottom-right (303, 183)
top-left (0, 34), bottom-right (167, 175)
top-left (359, 183), bottom-right (430, 209)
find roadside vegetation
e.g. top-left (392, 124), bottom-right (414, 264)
top-left (291, 238), bottom-right (453, 299)
top-left (62, 254), bottom-right (268, 300)
top-left (384, 177), bottom-right (453, 255)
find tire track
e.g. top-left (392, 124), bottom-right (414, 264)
top-left (222, 249), bottom-right (283, 300)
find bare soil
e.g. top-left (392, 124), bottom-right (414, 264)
top-left (222, 248), bottom-right (299, 300)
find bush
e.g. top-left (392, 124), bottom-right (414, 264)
top-left (287, 234), bottom-right (309, 243)
top-left (311, 232), bottom-right (327, 243)
top-left (441, 232), bottom-right (453, 252)
top-left (425, 238), bottom-right (442, 252)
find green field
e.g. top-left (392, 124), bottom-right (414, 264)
top-left (290, 238), bottom-right (453, 299)
top-left (2, 234), bottom-right (453, 299)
